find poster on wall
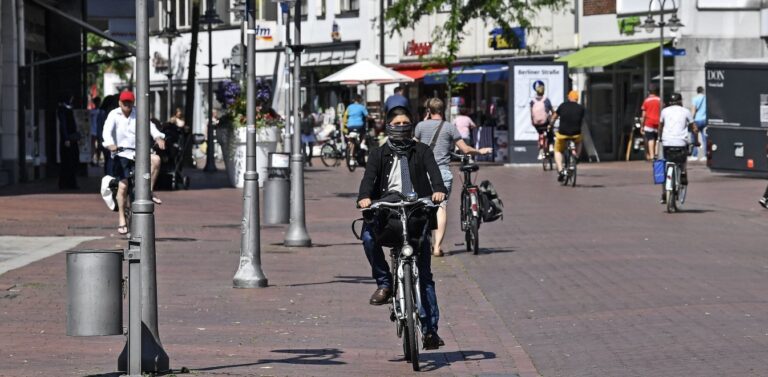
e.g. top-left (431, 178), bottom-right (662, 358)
top-left (512, 65), bottom-right (565, 141)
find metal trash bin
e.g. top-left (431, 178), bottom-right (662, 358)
top-left (66, 250), bottom-right (123, 336)
top-left (264, 152), bottom-right (290, 225)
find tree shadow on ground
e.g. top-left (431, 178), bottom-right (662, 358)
top-left (388, 350), bottom-right (497, 372)
top-left (193, 348), bottom-right (345, 372)
top-left (285, 275), bottom-right (375, 287)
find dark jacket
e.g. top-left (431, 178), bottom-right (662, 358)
top-left (358, 142), bottom-right (446, 202)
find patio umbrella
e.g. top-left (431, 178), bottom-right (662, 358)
top-left (320, 60), bottom-right (414, 103)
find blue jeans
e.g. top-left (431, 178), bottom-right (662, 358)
top-left (693, 121), bottom-right (706, 157)
top-left (361, 223), bottom-right (440, 333)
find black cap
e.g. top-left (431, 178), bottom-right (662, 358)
top-left (385, 105), bottom-right (413, 124)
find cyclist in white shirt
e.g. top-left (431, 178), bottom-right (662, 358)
top-left (657, 93), bottom-right (699, 204)
top-left (102, 91), bottom-right (166, 234)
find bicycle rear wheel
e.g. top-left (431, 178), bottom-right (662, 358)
top-left (666, 190), bottom-right (676, 213)
top-left (570, 154), bottom-right (577, 187)
top-left (469, 216), bottom-right (479, 255)
top-left (403, 264), bottom-right (420, 371)
top-left (320, 144), bottom-right (337, 167)
top-left (345, 147), bottom-right (356, 172)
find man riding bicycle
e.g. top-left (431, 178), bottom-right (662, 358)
top-left (343, 95), bottom-right (369, 166)
top-left (102, 90), bottom-right (166, 235)
top-left (357, 105), bottom-right (447, 350)
top-left (550, 90), bottom-right (585, 182)
top-left (657, 92), bottom-right (699, 204)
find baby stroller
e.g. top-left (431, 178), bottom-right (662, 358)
top-left (154, 121), bottom-right (194, 190)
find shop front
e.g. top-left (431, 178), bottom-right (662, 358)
top-left (557, 41), bottom-right (674, 161)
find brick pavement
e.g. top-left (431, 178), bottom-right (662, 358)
top-left (1, 160), bottom-right (767, 376)
top-left (0, 164), bottom-right (525, 376)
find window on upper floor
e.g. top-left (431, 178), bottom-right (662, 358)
top-left (337, 0), bottom-right (359, 17)
top-left (318, 0), bottom-right (326, 19)
top-left (584, 0), bottom-right (616, 16)
top-left (301, 0), bottom-right (308, 20)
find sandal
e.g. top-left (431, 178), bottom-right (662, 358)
top-left (152, 196), bottom-right (163, 205)
top-left (117, 225), bottom-right (129, 235)
top-left (433, 249), bottom-right (444, 257)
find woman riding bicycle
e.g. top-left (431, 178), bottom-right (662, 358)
top-left (357, 105), bottom-right (447, 350)
top-left (657, 92), bottom-right (699, 204)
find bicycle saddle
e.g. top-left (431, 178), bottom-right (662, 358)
top-left (460, 164), bottom-right (479, 173)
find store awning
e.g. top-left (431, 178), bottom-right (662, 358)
top-left (397, 68), bottom-right (443, 80)
top-left (556, 42), bottom-right (662, 69)
top-left (423, 64), bottom-right (509, 85)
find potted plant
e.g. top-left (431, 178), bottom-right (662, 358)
top-left (215, 80), bottom-right (282, 188)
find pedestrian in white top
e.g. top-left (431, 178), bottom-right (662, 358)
top-left (657, 92), bottom-right (699, 204)
top-left (102, 90), bottom-right (166, 234)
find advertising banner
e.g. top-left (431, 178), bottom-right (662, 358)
top-left (512, 65), bottom-right (565, 141)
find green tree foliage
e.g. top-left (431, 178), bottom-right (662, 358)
top-left (86, 34), bottom-right (134, 96)
top-left (385, 0), bottom-right (567, 110)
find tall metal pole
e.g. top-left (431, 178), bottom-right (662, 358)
top-left (659, 5), bottom-right (665, 112)
top-left (234, 0), bottom-right (268, 288)
top-left (204, 20), bottom-right (217, 171)
top-left (284, 0), bottom-right (311, 247)
top-left (119, 0), bottom-right (169, 372)
top-left (167, 36), bottom-right (173, 119)
top-left (283, 6), bottom-right (292, 153)
top-left (379, 0), bottom-right (385, 111)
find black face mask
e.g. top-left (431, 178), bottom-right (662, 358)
top-left (386, 124), bottom-right (414, 141)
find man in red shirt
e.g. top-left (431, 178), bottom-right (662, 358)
top-left (641, 85), bottom-right (661, 160)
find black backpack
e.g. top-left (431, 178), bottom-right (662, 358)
top-left (478, 180), bottom-right (503, 222)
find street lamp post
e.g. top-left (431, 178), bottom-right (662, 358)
top-left (159, 0), bottom-right (181, 120)
top-left (282, 3), bottom-right (292, 154)
top-left (202, 3), bottom-right (223, 172)
top-left (642, 0), bottom-right (683, 110)
top-left (117, 0), bottom-right (169, 372)
top-left (284, 0), bottom-right (311, 247)
top-left (233, 0), bottom-right (269, 288)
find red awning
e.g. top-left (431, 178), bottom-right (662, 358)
top-left (396, 68), bottom-right (442, 80)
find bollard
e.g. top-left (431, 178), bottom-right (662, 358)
top-left (66, 250), bottom-right (123, 336)
top-left (264, 152), bottom-right (290, 224)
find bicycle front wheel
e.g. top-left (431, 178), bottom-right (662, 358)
top-left (570, 157), bottom-right (577, 187)
top-left (403, 263), bottom-right (420, 370)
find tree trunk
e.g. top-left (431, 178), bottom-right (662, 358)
top-left (183, 0), bottom-right (201, 167)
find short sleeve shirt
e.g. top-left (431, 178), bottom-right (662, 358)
top-left (660, 105), bottom-right (693, 147)
top-left (692, 94), bottom-right (707, 123)
top-left (414, 119), bottom-right (462, 166)
top-left (642, 95), bottom-right (661, 128)
top-left (555, 102), bottom-right (585, 136)
top-left (346, 103), bottom-right (368, 128)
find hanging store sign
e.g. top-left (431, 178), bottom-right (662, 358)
top-left (253, 24), bottom-right (273, 42)
top-left (488, 27), bottom-right (526, 50)
top-left (404, 40), bottom-right (433, 56)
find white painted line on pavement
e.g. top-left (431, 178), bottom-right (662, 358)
top-left (0, 236), bottom-right (102, 277)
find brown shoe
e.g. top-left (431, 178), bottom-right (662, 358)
top-left (369, 287), bottom-right (392, 305)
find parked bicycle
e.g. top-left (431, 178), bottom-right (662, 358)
top-left (320, 129), bottom-right (345, 167)
top-left (452, 152), bottom-right (482, 254)
top-left (352, 195), bottom-right (437, 371)
top-left (561, 140), bottom-right (578, 187)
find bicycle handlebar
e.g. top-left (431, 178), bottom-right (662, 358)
top-left (361, 197), bottom-right (436, 211)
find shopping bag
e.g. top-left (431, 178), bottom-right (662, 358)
top-left (653, 159), bottom-right (666, 185)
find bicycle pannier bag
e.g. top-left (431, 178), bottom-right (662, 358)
top-left (478, 180), bottom-right (504, 222)
top-left (653, 159), bottom-right (666, 185)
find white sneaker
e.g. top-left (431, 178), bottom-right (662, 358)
top-left (537, 150), bottom-right (544, 160)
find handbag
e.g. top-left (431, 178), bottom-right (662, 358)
top-left (653, 159), bottom-right (666, 185)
